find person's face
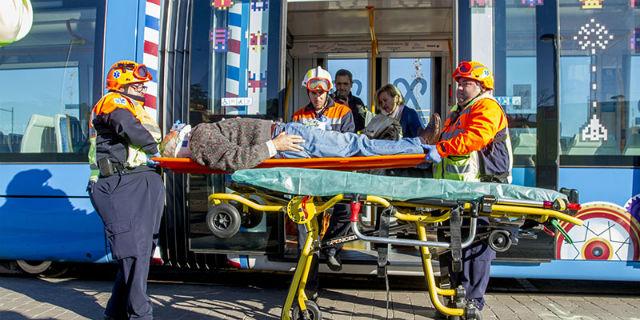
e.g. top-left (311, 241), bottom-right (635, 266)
top-left (456, 78), bottom-right (483, 105)
top-left (378, 91), bottom-right (398, 115)
top-left (125, 83), bottom-right (147, 98)
top-left (308, 90), bottom-right (328, 110)
top-left (334, 75), bottom-right (352, 99)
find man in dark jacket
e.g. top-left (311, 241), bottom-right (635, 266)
top-left (332, 69), bottom-right (369, 132)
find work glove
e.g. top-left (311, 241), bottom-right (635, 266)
top-left (423, 145), bottom-right (442, 163)
top-left (146, 152), bottom-right (161, 168)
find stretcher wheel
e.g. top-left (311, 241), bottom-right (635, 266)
top-left (291, 300), bottom-right (322, 320)
top-left (464, 310), bottom-right (479, 320)
top-left (488, 230), bottom-right (512, 253)
top-left (206, 203), bottom-right (241, 239)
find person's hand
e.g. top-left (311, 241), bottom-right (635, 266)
top-left (423, 145), bottom-right (442, 163)
top-left (272, 132), bottom-right (304, 152)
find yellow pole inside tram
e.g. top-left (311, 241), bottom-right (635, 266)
top-left (283, 77), bottom-right (292, 121)
top-left (367, 5), bottom-right (378, 113)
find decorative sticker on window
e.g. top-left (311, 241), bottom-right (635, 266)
top-left (580, 0), bottom-right (603, 10)
top-left (221, 1), bottom-right (270, 115)
top-left (211, 28), bottom-right (229, 53)
top-left (582, 114), bottom-right (608, 141)
top-left (520, 0), bottom-right (544, 7)
top-left (212, 0), bottom-right (235, 10)
top-left (573, 18), bottom-right (614, 142)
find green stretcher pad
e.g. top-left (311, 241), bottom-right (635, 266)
top-left (231, 168), bottom-right (567, 202)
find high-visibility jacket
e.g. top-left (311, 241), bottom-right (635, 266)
top-left (88, 92), bottom-right (161, 182)
top-left (434, 92), bottom-right (512, 183)
top-left (292, 97), bottom-right (355, 133)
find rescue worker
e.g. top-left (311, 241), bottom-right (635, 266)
top-left (423, 60), bottom-right (512, 317)
top-left (331, 69), bottom-right (369, 132)
top-left (88, 60), bottom-right (165, 320)
top-left (292, 66), bottom-right (355, 296)
top-left (293, 66), bottom-right (355, 133)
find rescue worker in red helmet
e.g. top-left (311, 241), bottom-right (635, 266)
top-left (88, 60), bottom-right (165, 320)
top-left (424, 61), bottom-right (512, 317)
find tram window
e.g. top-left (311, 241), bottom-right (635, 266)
top-left (196, 0), bottom-right (280, 118)
top-left (505, 57), bottom-right (537, 161)
top-left (388, 58), bottom-right (431, 125)
top-left (0, 1), bottom-right (104, 159)
top-left (327, 59), bottom-right (369, 107)
top-left (558, 4), bottom-right (639, 157)
top-left (186, 0), bottom-right (283, 253)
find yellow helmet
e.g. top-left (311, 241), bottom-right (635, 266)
top-left (453, 61), bottom-right (494, 90)
top-left (106, 60), bottom-right (152, 91)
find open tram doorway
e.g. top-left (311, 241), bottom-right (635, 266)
top-left (285, 0), bottom-right (454, 124)
top-left (281, 0), bottom-right (455, 271)
top-left (181, 0), bottom-right (459, 274)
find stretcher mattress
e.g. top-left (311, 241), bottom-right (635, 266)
top-left (231, 168), bottom-right (567, 202)
top-left (153, 154), bottom-right (427, 174)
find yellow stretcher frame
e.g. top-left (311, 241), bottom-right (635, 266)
top-left (209, 192), bottom-right (583, 320)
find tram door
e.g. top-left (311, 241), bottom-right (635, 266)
top-left (283, 0), bottom-right (452, 265)
top-left (181, 1), bottom-right (454, 269)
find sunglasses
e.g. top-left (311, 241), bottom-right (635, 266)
top-left (130, 83), bottom-right (148, 92)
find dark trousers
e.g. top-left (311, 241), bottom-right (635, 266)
top-left (440, 217), bottom-right (495, 310)
top-left (90, 171), bottom-right (165, 319)
top-left (321, 203), bottom-right (351, 253)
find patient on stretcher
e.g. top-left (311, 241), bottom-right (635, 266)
top-left (160, 116), bottom-right (441, 172)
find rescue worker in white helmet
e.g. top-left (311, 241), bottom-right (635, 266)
top-left (88, 60), bottom-right (165, 320)
top-left (292, 66), bottom-right (355, 297)
top-left (293, 66), bottom-right (355, 132)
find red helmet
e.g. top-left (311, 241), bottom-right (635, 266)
top-left (106, 60), bottom-right (152, 91)
top-left (453, 61), bottom-right (494, 90)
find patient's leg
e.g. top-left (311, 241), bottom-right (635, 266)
top-left (279, 122), bottom-right (424, 158)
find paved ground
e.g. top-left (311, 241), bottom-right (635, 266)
top-left (1, 269), bottom-right (640, 320)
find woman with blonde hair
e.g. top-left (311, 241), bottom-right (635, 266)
top-left (376, 83), bottom-right (424, 138)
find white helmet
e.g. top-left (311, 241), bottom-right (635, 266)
top-left (0, 0), bottom-right (33, 46)
top-left (301, 66), bottom-right (333, 92)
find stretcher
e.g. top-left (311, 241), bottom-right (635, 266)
top-left (153, 154), bottom-right (427, 174)
top-left (155, 158), bottom-right (583, 320)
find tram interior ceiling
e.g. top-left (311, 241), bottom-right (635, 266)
top-left (286, 0), bottom-right (453, 118)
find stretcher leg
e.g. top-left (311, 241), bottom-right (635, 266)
top-left (282, 218), bottom-right (320, 320)
top-left (416, 223), bottom-right (466, 318)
